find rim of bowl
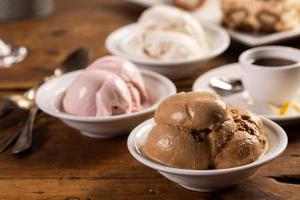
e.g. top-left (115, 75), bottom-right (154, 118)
top-left (105, 22), bottom-right (230, 66)
top-left (127, 117), bottom-right (288, 176)
top-left (35, 69), bottom-right (177, 122)
top-left (239, 45), bottom-right (300, 70)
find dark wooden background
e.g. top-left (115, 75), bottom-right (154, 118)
top-left (0, 0), bottom-right (299, 199)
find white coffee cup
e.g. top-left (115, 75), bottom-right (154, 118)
top-left (239, 46), bottom-right (300, 105)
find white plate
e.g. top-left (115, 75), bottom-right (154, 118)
top-left (192, 63), bottom-right (300, 125)
top-left (125, 0), bottom-right (300, 46)
top-left (228, 26), bottom-right (300, 46)
top-left (127, 118), bottom-right (287, 192)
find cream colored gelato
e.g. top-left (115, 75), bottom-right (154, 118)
top-left (143, 92), bottom-right (267, 170)
top-left (120, 5), bottom-right (208, 61)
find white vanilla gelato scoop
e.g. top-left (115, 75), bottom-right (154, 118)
top-left (123, 31), bottom-right (204, 60)
top-left (138, 5), bottom-right (207, 47)
top-left (121, 5), bottom-right (208, 61)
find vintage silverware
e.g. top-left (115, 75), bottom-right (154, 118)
top-left (9, 83), bottom-right (43, 154)
top-left (209, 77), bottom-right (243, 96)
top-left (0, 100), bottom-right (15, 118)
top-left (0, 48), bottom-right (90, 153)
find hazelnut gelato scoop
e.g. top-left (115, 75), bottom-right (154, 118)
top-left (208, 106), bottom-right (267, 169)
top-left (142, 92), bottom-right (267, 170)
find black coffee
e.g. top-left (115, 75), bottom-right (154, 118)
top-left (252, 57), bottom-right (296, 67)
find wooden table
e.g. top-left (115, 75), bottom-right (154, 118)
top-left (0, 0), bottom-right (299, 199)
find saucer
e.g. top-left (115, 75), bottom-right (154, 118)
top-left (192, 63), bottom-right (300, 125)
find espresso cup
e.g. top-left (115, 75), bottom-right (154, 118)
top-left (239, 46), bottom-right (300, 105)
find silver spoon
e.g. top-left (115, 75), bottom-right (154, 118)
top-left (0, 38), bottom-right (28, 68)
top-left (0, 48), bottom-right (91, 153)
top-left (0, 83), bottom-right (42, 153)
top-left (209, 77), bottom-right (243, 96)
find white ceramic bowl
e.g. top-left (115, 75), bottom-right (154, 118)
top-left (105, 23), bottom-right (230, 80)
top-left (127, 118), bottom-right (288, 192)
top-left (35, 70), bottom-right (176, 138)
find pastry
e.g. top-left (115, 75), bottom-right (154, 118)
top-left (221, 0), bottom-right (300, 32)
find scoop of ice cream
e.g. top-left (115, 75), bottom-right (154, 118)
top-left (143, 124), bottom-right (210, 169)
top-left (154, 92), bottom-right (228, 131)
top-left (122, 30), bottom-right (203, 60)
top-left (63, 70), bottom-right (132, 117)
top-left (143, 92), bottom-right (268, 170)
top-left (63, 56), bottom-right (148, 117)
top-left (208, 106), bottom-right (267, 169)
top-left (139, 5), bottom-right (207, 47)
top-left (121, 5), bottom-right (208, 61)
top-left (87, 56), bottom-right (148, 111)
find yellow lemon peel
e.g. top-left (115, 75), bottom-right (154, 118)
top-left (279, 101), bottom-right (300, 116)
top-left (279, 101), bottom-right (290, 115)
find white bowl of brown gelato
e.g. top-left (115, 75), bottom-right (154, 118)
top-left (127, 92), bottom-right (288, 192)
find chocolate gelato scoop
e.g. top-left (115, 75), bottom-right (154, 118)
top-left (143, 92), bottom-right (268, 170)
top-left (154, 92), bottom-right (228, 131)
top-left (143, 125), bottom-right (209, 169)
top-left (208, 106), bottom-right (267, 169)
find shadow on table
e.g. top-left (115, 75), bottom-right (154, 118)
top-left (282, 123), bottom-right (300, 144)
top-left (10, 115), bottom-right (128, 169)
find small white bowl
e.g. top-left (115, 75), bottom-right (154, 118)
top-left (127, 118), bottom-right (287, 192)
top-left (105, 23), bottom-right (230, 80)
top-left (35, 70), bottom-right (176, 138)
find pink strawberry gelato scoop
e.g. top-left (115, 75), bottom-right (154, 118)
top-left (63, 56), bottom-right (148, 117)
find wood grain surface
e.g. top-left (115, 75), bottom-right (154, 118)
top-left (0, 0), bottom-right (299, 199)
